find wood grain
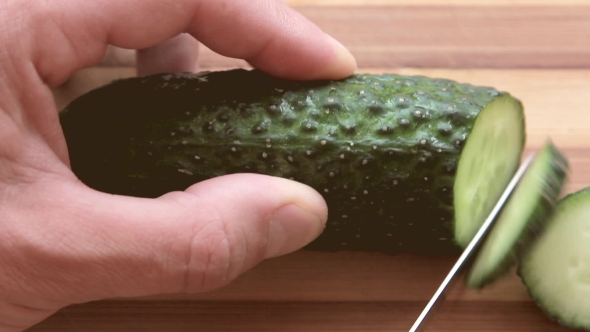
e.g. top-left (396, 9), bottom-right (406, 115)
top-left (98, 5), bottom-right (590, 69)
top-left (30, 300), bottom-right (571, 332)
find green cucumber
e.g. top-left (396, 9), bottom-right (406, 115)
top-left (465, 141), bottom-right (569, 289)
top-left (58, 69), bottom-right (526, 254)
top-left (518, 188), bottom-right (590, 330)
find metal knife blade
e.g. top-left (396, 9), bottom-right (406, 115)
top-left (408, 151), bottom-right (536, 332)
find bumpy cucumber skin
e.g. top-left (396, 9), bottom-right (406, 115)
top-left (466, 141), bottom-right (569, 289)
top-left (59, 69), bottom-right (522, 254)
top-left (517, 187), bottom-right (590, 331)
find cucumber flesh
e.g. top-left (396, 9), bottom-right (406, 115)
top-left (518, 188), bottom-right (590, 330)
top-left (466, 141), bottom-right (568, 288)
top-left (453, 94), bottom-right (525, 248)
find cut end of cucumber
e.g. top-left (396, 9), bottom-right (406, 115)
top-left (518, 188), bottom-right (590, 330)
top-left (466, 141), bottom-right (569, 289)
top-left (453, 93), bottom-right (526, 248)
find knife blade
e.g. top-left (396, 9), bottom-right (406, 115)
top-left (408, 151), bottom-right (536, 332)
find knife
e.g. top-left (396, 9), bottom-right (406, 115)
top-left (408, 151), bottom-right (537, 332)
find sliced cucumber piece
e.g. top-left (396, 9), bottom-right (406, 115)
top-left (466, 141), bottom-right (569, 288)
top-left (453, 94), bottom-right (525, 248)
top-left (518, 187), bottom-right (590, 330)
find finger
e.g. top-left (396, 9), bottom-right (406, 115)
top-left (28, 0), bottom-right (356, 87)
top-left (8, 174), bottom-right (327, 305)
top-left (136, 33), bottom-right (200, 76)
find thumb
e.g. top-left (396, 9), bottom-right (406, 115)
top-left (150, 173), bottom-right (328, 293)
top-left (13, 173), bottom-right (327, 305)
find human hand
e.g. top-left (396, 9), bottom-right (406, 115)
top-left (0, 1), bottom-right (356, 331)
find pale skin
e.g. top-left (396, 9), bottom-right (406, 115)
top-left (0, 1), bottom-right (357, 331)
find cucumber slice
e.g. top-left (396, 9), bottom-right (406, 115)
top-left (465, 141), bottom-right (569, 288)
top-left (453, 94), bottom-right (525, 248)
top-left (518, 188), bottom-right (590, 330)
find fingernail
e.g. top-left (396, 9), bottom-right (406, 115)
top-left (323, 34), bottom-right (357, 78)
top-left (265, 204), bottom-right (326, 258)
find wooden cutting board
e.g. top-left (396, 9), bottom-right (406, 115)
top-left (39, 1), bottom-right (590, 331)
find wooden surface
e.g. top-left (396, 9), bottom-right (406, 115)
top-left (39, 1), bottom-right (590, 331)
top-left (99, 3), bottom-right (590, 69)
top-left (28, 301), bottom-right (569, 332)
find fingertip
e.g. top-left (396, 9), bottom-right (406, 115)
top-left (246, 32), bottom-right (357, 82)
top-left (278, 176), bottom-right (329, 223)
top-left (251, 176), bottom-right (328, 258)
top-left (265, 203), bottom-right (326, 258)
top-left (317, 34), bottom-right (357, 80)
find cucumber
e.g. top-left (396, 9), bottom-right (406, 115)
top-left (58, 69), bottom-right (526, 254)
top-left (465, 141), bottom-right (569, 289)
top-left (518, 188), bottom-right (590, 330)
